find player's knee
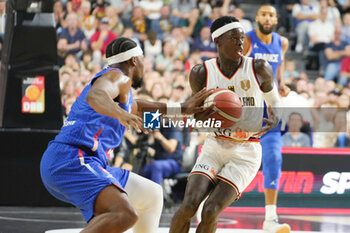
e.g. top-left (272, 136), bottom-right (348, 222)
top-left (201, 201), bottom-right (221, 223)
top-left (120, 207), bottom-right (138, 228)
top-left (181, 198), bottom-right (200, 218)
top-left (106, 208), bottom-right (138, 231)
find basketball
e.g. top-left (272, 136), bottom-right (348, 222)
top-left (204, 88), bottom-right (242, 128)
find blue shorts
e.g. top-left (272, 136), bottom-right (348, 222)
top-left (261, 131), bottom-right (283, 190)
top-left (40, 142), bottom-right (130, 222)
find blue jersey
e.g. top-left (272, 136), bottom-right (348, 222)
top-left (246, 30), bottom-right (283, 132)
top-left (54, 67), bottom-right (133, 163)
top-left (246, 30), bottom-right (282, 80)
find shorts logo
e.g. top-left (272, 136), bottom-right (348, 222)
top-left (195, 163), bottom-right (210, 170)
top-left (143, 110), bottom-right (161, 129)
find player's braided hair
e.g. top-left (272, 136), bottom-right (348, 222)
top-left (210, 16), bottom-right (240, 34)
top-left (106, 37), bottom-right (137, 59)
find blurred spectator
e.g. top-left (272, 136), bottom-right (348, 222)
top-left (167, 27), bottom-right (190, 61)
top-left (339, 56), bottom-right (350, 86)
top-left (292, 0), bottom-right (319, 53)
top-left (336, 0), bottom-right (350, 14)
top-left (79, 50), bottom-right (94, 71)
top-left (66, 0), bottom-right (82, 13)
top-left (144, 31), bottom-right (162, 63)
top-left (341, 13), bottom-right (350, 42)
top-left (324, 26), bottom-right (350, 84)
top-left (111, 0), bottom-right (138, 26)
top-left (317, 0), bottom-right (342, 26)
top-left (143, 70), bottom-right (161, 92)
top-left (59, 71), bottom-right (71, 90)
top-left (92, 0), bottom-right (109, 19)
top-left (60, 53), bottom-right (80, 74)
top-left (57, 13), bottom-right (88, 64)
top-left (90, 17), bottom-right (118, 63)
top-left (120, 27), bottom-right (141, 47)
top-left (338, 94), bottom-right (350, 109)
top-left (170, 83), bottom-right (186, 103)
top-left (190, 26), bottom-right (217, 61)
top-left (61, 79), bottom-right (77, 112)
top-left (79, 0), bottom-right (97, 40)
top-left (307, 6), bottom-right (334, 71)
top-left (171, 0), bottom-right (197, 27)
top-left (184, 50), bottom-right (203, 74)
top-left (150, 82), bottom-right (165, 101)
top-left (335, 113), bottom-right (350, 147)
top-left (139, 0), bottom-right (163, 33)
top-left (143, 96), bottom-right (184, 185)
top-left (105, 6), bottom-right (124, 36)
top-left (284, 59), bottom-right (299, 83)
top-left (230, 7), bottom-right (253, 33)
top-left (155, 41), bottom-right (176, 73)
top-left (53, 1), bottom-right (66, 32)
top-left (125, 6), bottom-right (147, 41)
top-left (283, 112), bottom-right (311, 147)
top-left (150, 5), bottom-right (172, 40)
top-left (312, 100), bottom-right (340, 147)
top-left (198, 0), bottom-right (213, 19)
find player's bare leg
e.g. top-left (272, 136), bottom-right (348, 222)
top-left (196, 180), bottom-right (238, 233)
top-left (81, 185), bottom-right (138, 233)
top-left (170, 174), bottom-right (213, 233)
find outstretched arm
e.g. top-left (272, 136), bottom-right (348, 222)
top-left (276, 36), bottom-right (290, 97)
top-left (86, 70), bottom-right (145, 133)
top-left (254, 59), bottom-right (282, 137)
top-left (132, 87), bottom-right (213, 116)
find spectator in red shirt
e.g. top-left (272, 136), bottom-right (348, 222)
top-left (90, 17), bottom-right (118, 63)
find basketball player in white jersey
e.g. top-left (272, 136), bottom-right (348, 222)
top-left (169, 16), bottom-right (282, 233)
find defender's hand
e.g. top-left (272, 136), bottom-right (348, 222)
top-left (253, 105), bottom-right (279, 138)
top-left (181, 88), bottom-right (215, 114)
top-left (119, 111), bottom-right (150, 134)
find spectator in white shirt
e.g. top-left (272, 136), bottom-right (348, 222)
top-left (292, 0), bottom-right (319, 52)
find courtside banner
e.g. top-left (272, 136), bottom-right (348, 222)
top-left (241, 148), bottom-right (350, 208)
top-left (21, 76), bottom-right (45, 114)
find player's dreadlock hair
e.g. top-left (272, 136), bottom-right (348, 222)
top-left (210, 16), bottom-right (240, 34)
top-left (106, 37), bottom-right (138, 59)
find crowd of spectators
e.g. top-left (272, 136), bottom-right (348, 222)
top-left (54, 0), bottom-right (350, 179)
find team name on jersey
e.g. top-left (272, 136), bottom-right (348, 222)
top-left (239, 97), bottom-right (255, 106)
top-left (254, 53), bottom-right (279, 63)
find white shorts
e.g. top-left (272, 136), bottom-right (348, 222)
top-left (190, 136), bottom-right (262, 195)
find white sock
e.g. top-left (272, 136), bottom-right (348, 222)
top-left (265, 205), bottom-right (277, 221)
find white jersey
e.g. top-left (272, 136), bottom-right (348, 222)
top-left (204, 56), bottom-right (264, 140)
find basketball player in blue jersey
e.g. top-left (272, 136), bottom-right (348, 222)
top-left (40, 37), bottom-right (214, 233)
top-left (243, 5), bottom-right (291, 233)
top-left (170, 16), bottom-right (282, 233)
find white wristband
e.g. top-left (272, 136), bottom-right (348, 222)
top-left (263, 84), bottom-right (282, 120)
top-left (167, 102), bottom-right (182, 116)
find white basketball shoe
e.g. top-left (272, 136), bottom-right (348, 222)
top-left (263, 219), bottom-right (291, 233)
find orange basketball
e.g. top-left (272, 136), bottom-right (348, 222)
top-left (204, 88), bottom-right (242, 128)
top-left (25, 85), bottom-right (41, 101)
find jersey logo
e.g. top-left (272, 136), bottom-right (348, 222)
top-left (228, 85), bottom-right (235, 92)
top-left (254, 53), bottom-right (279, 63)
top-left (253, 43), bottom-right (259, 49)
top-left (240, 80), bottom-right (250, 91)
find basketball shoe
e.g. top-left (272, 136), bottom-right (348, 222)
top-left (263, 219), bottom-right (291, 233)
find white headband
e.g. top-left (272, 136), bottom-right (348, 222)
top-left (107, 46), bottom-right (143, 65)
top-left (211, 22), bottom-right (244, 40)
